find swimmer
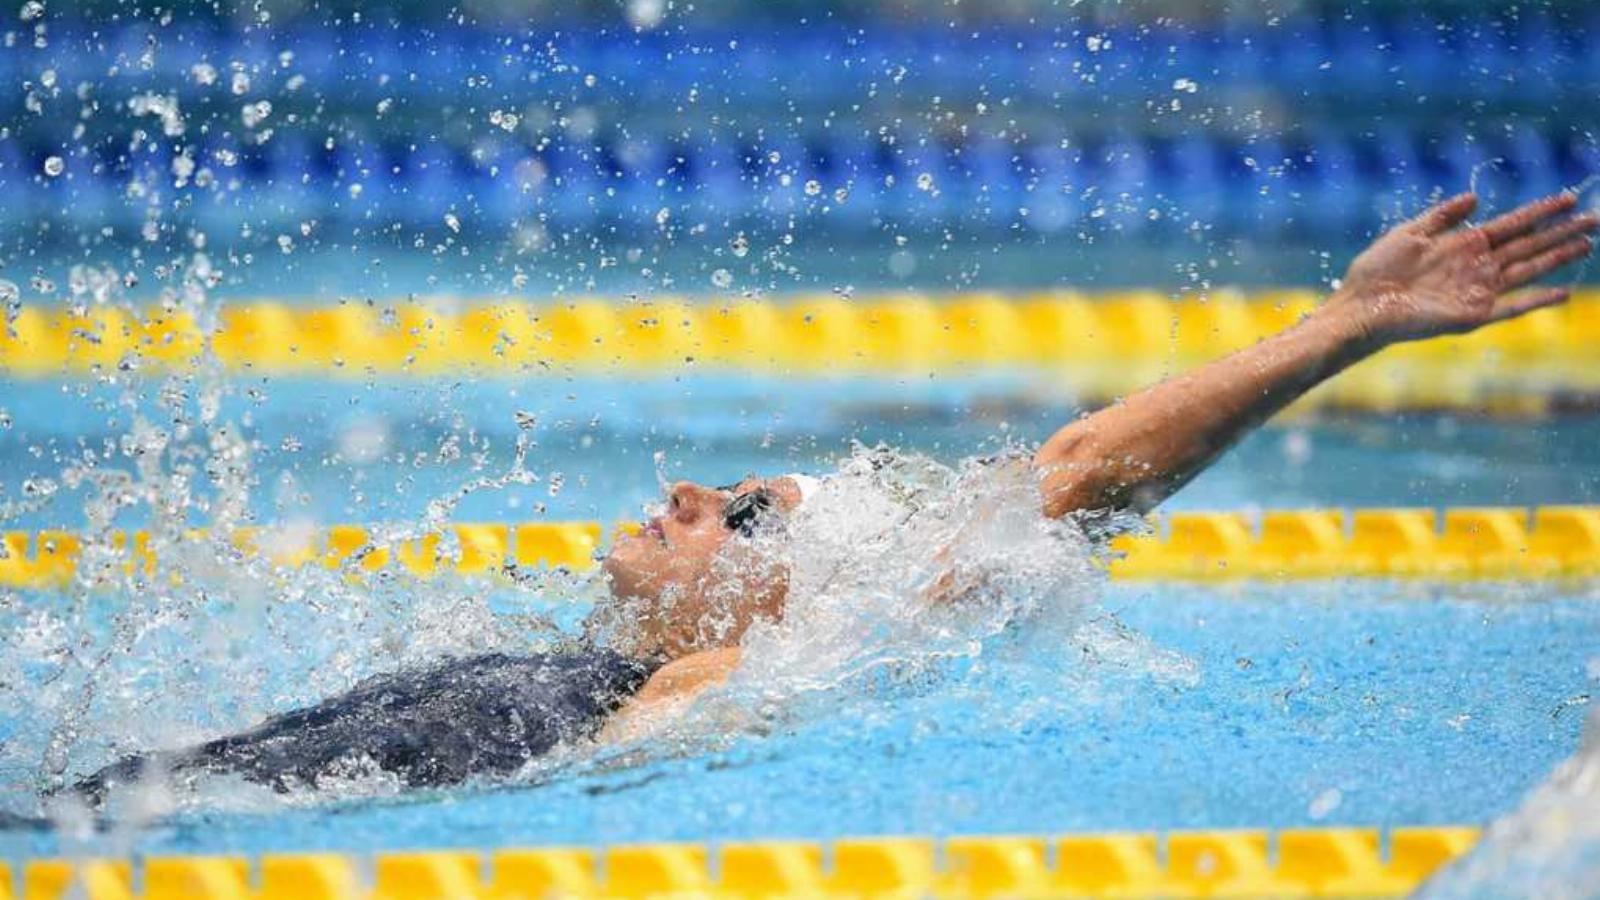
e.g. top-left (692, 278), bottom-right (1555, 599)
top-left (71, 191), bottom-right (1596, 802)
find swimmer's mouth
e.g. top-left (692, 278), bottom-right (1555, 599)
top-left (643, 518), bottom-right (666, 543)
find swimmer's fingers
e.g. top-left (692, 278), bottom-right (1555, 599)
top-left (1488, 287), bottom-right (1571, 324)
top-left (1500, 236), bottom-right (1595, 290)
top-left (1409, 192), bottom-right (1478, 235)
top-left (1494, 212), bottom-right (1600, 268)
top-left (1476, 193), bottom-right (1581, 246)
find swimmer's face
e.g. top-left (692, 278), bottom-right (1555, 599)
top-left (600, 476), bottom-right (803, 659)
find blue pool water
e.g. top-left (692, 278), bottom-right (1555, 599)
top-left (0, 376), bottom-right (1596, 862)
top-left (1, 585), bottom-right (1595, 858)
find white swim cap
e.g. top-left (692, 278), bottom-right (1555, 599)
top-left (785, 473), bottom-right (825, 504)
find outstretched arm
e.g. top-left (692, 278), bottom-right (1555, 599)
top-left (1034, 192), bottom-right (1596, 519)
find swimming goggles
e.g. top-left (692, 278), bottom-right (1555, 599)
top-left (718, 485), bottom-right (775, 536)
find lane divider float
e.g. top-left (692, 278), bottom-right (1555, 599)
top-left (2, 291), bottom-right (1599, 411)
top-left (2, 825), bottom-right (1481, 899)
top-left (3, 506), bottom-right (1597, 589)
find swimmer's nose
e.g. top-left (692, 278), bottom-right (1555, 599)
top-left (667, 481), bottom-right (721, 522)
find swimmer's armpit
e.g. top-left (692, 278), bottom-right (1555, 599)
top-left (1032, 191), bottom-right (1597, 520)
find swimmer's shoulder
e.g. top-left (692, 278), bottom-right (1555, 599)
top-left (598, 647), bottom-right (741, 744)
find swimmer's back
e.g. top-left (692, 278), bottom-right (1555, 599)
top-left (74, 648), bottom-right (656, 801)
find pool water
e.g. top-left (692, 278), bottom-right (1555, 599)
top-left (0, 375), bottom-right (1596, 863)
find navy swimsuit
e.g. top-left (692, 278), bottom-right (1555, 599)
top-left (73, 649), bottom-right (657, 801)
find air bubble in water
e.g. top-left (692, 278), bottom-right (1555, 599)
top-left (711, 269), bottom-right (733, 289)
top-left (730, 234), bottom-right (749, 257)
top-left (230, 71), bottom-right (250, 95)
top-left (19, 0), bottom-right (43, 21)
top-left (804, 180), bottom-right (822, 196)
top-left (41, 155), bottom-right (63, 176)
top-left (444, 212), bottom-right (461, 233)
top-left (916, 172), bottom-right (934, 191)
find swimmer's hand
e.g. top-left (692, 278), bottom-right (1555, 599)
top-left (1327, 192), bottom-right (1596, 347)
top-left (1034, 190), bottom-right (1596, 519)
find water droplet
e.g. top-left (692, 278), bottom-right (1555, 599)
top-left (241, 99), bottom-right (271, 128)
top-left (626, 0), bottom-right (665, 29)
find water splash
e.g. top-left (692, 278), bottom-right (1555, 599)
top-left (590, 444), bottom-right (1193, 762)
top-left (1419, 704), bottom-right (1600, 899)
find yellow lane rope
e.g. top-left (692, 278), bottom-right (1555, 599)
top-left (2, 290), bottom-right (1598, 411)
top-left (3, 825), bottom-right (1481, 899)
top-left (4, 506), bottom-right (1597, 589)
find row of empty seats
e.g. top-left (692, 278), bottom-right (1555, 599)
top-left (5, 12), bottom-right (1598, 107)
top-left (3, 125), bottom-right (1594, 236)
